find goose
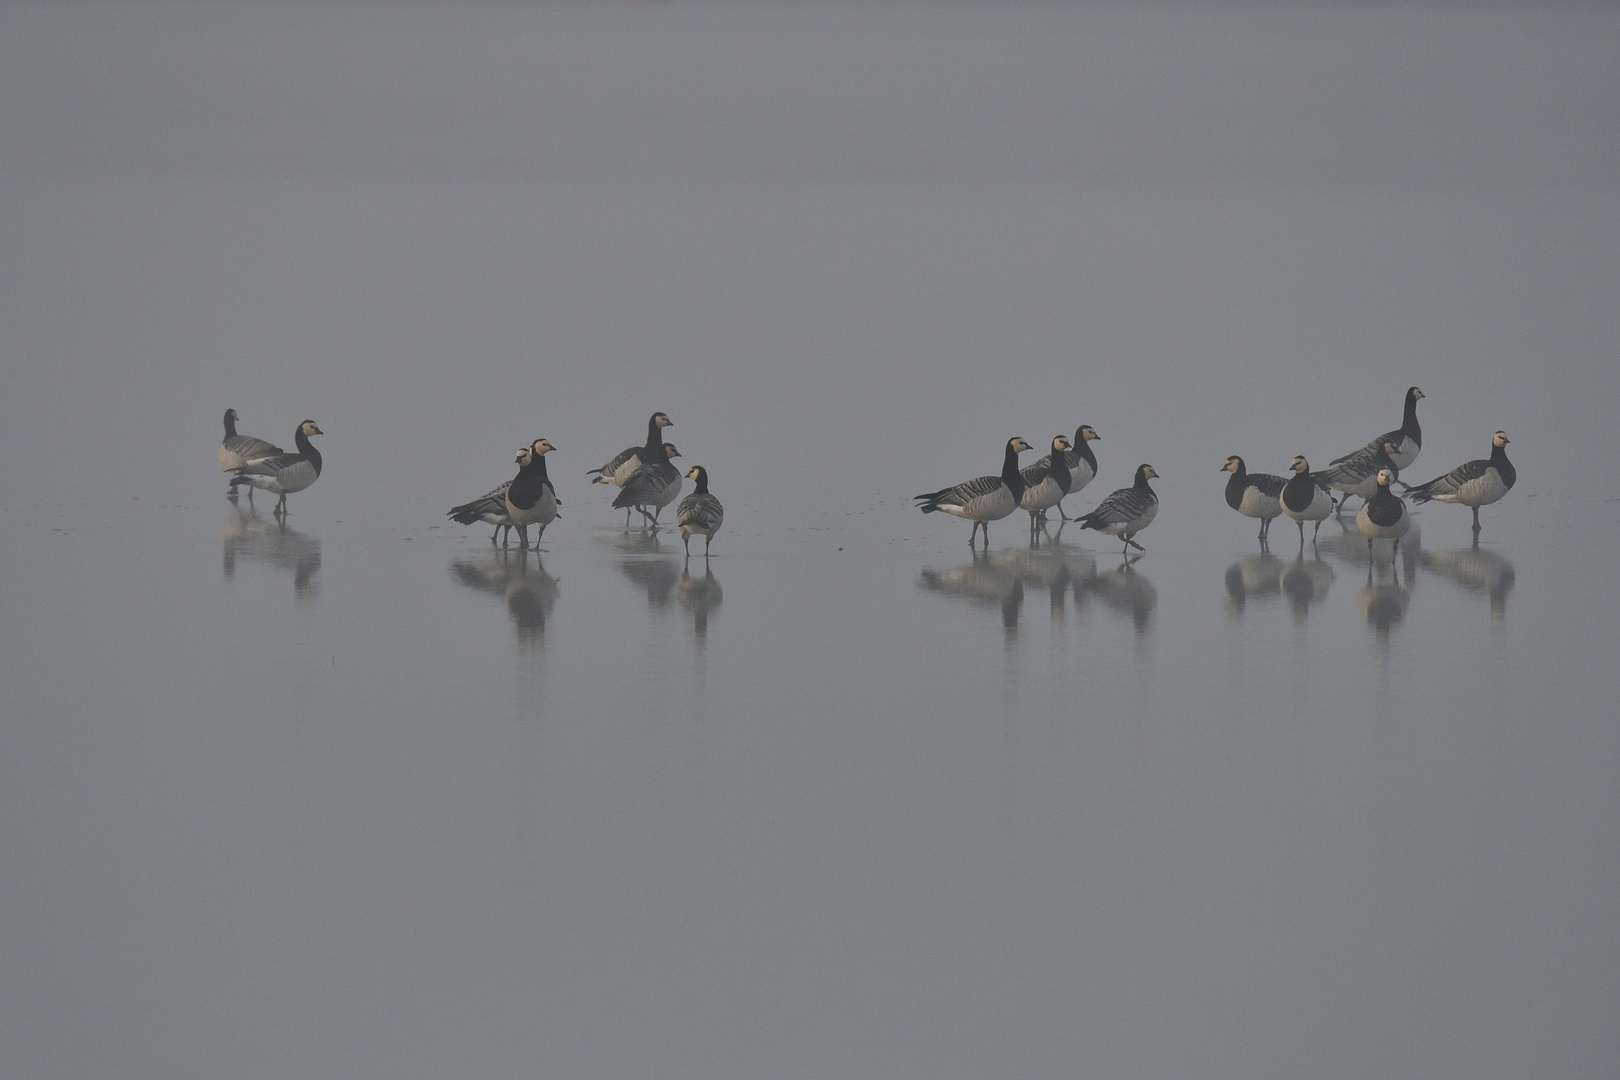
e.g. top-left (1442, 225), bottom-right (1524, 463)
top-left (613, 442), bottom-right (682, 526)
top-left (1220, 456), bottom-right (1286, 543)
top-left (1019, 435), bottom-right (1073, 529)
top-left (506, 438), bottom-right (560, 547)
top-left (226, 420), bottom-right (323, 516)
top-left (1332, 386), bottom-right (1425, 472)
top-left (676, 465), bottom-right (724, 556)
top-left (447, 446), bottom-right (530, 545)
top-left (915, 437), bottom-right (1033, 547)
top-left (218, 408), bottom-right (284, 474)
top-left (1316, 440), bottom-right (1401, 512)
top-left (589, 412), bottom-right (672, 488)
top-left (1022, 424), bottom-right (1100, 520)
top-left (1406, 430), bottom-right (1516, 532)
top-left (1355, 468), bottom-right (1410, 558)
top-left (1075, 464), bottom-right (1160, 553)
top-left (1279, 455), bottom-right (1336, 545)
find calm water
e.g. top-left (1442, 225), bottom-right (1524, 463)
top-left (3, 3), bottom-right (1619, 1078)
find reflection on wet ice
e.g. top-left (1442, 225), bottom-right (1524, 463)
top-left (1357, 564), bottom-right (1409, 644)
top-left (1278, 554), bottom-right (1335, 625)
top-left (1224, 552), bottom-right (1282, 617)
top-left (1420, 542), bottom-right (1515, 624)
top-left (221, 506), bottom-right (321, 602)
top-left (1078, 558), bottom-right (1157, 634)
top-left (677, 560), bottom-right (723, 640)
top-left (449, 548), bottom-right (558, 645)
top-left (919, 553), bottom-right (1024, 631)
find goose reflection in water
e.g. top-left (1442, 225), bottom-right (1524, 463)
top-left (1078, 559), bottom-right (1157, 634)
top-left (221, 507), bottom-right (320, 603)
top-left (919, 552), bottom-right (1025, 631)
top-left (677, 560), bottom-right (723, 639)
top-left (1223, 552), bottom-right (1282, 618)
top-left (1278, 554), bottom-right (1335, 625)
top-left (1420, 542), bottom-right (1515, 624)
top-left (449, 549), bottom-right (558, 644)
top-left (1357, 560), bottom-right (1409, 645)
top-left (1316, 515), bottom-right (1422, 577)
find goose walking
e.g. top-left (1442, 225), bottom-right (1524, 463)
top-left (1075, 464), bottom-right (1160, 554)
top-left (1406, 430), bottom-right (1516, 532)
top-left (506, 438), bottom-right (560, 548)
top-left (1220, 456), bottom-right (1285, 543)
top-left (613, 442), bottom-right (682, 526)
top-left (447, 447), bottom-right (530, 545)
top-left (1355, 468), bottom-right (1410, 558)
top-left (1019, 435), bottom-right (1073, 530)
top-left (1317, 440), bottom-right (1401, 513)
top-left (589, 412), bottom-right (672, 488)
top-left (1332, 385), bottom-right (1425, 472)
top-left (227, 420), bottom-right (323, 516)
top-left (676, 465), bottom-right (724, 556)
top-left (218, 408), bottom-right (284, 474)
top-left (1279, 455), bottom-right (1336, 545)
top-left (915, 437), bottom-right (1033, 548)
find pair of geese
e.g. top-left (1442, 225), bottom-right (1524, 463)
top-left (1222, 387), bottom-right (1518, 554)
top-left (915, 424), bottom-right (1161, 553)
top-left (446, 412), bottom-right (725, 556)
top-left (218, 409), bottom-right (325, 515)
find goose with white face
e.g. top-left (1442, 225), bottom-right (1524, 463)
top-left (1406, 430), bottom-right (1516, 532)
top-left (226, 420), bottom-right (324, 517)
top-left (1075, 464), bottom-right (1160, 554)
top-left (676, 465), bottom-right (725, 556)
top-left (1221, 456), bottom-right (1286, 544)
top-left (1278, 455), bottom-right (1336, 545)
top-left (1355, 467), bottom-right (1411, 559)
top-left (915, 437), bottom-right (1034, 548)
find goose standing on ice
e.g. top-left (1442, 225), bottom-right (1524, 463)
top-left (1355, 468), bottom-right (1410, 558)
top-left (915, 437), bottom-right (1033, 548)
top-left (447, 446), bottom-right (530, 545)
top-left (1058, 424), bottom-right (1101, 510)
top-left (1019, 435), bottom-right (1073, 530)
top-left (219, 408), bottom-right (284, 473)
top-left (1075, 464), bottom-right (1160, 554)
top-left (1317, 440), bottom-right (1401, 513)
top-left (506, 438), bottom-right (560, 548)
top-left (1406, 430), bottom-right (1516, 533)
top-left (1332, 386), bottom-right (1425, 472)
top-left (227, 420), bottom-right (323, 516)
top-left (676, 465), bottom-right (724, 556)
top-left (1279, 456), bottom-right (1335, 546)
top-left (589, 412), bottom-right (672, 489)
top-left (613, 442), bottom-right (682, 526)
top-left (1220, 456), bottom-right (1286, 543)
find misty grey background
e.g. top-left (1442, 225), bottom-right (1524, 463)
top-left (2, 2), bottom-right (1618, 1078)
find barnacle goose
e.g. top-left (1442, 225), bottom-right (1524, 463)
top-left (1220, 456), bottom-right (1286, 543)
top-left (506, 439), bottom-right (560, 547)
top-left (1355, 468), bottom-right (1410, 558)
top-left (676, 465), bottom-right (724, 556)
top-left (1332, 386), bottom-right (1425, 472)
top-left (915, 437), bottom-right (1033, 547)
top-left (1019, 435), bottom-right (1073, 529)
top-left (1317, 440), bottom-right (1401, 512)
top-left (1279, 455), bottom-right (1336, 545)
top-left (589, 412), bottom-right (672, 488)
top-left (612, 442), bottom-right (682, 526)
top-left (1075, 464), bottom-right (1159, 554)
top-left (447, 446), bottom-right (531, 546)
top-left (1406, 430), bottom-right (1516, 532)
top-left (219, 409), bottom-right (284, 473)
top-left (226, 420), bottom-right (323, 516)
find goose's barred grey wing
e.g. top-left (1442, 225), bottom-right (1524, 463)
top-left (677, 492), bottom-right (723, 533)
top-left (916, 473), bottom-right (1006, 509)
top-left (1083, 486), bottom-right (1154, 526)
top-left (1408, 457), bottom-right (1495, 502)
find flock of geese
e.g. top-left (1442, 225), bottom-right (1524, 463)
top-left (221, 390), bottom-right (1517, 562)
top-left (915, 386), bottom-right (1517, 557)
top-left (218, 409), bottom-right (726, 557)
